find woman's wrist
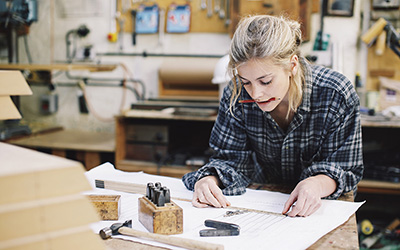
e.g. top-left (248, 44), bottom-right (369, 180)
top-left (311, 174), bottom-right (337, 198)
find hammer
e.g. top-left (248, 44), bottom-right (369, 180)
top-left (99, 220), bottom-right (224, 250)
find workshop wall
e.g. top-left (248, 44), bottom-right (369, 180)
top-left (3, 0), bottom-right (364, 133)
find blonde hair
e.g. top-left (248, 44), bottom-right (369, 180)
top-left (228, 15), bottom-right (305, 118)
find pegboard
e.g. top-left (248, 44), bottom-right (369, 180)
top-left (116, 0), bottom-right (311, 40)
top-left (117, 0), bottom-right (230, 33)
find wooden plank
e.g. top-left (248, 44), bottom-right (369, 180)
top-left (0, 70), bottom-right (32, 95)
top-left (0, 143), bottom-right (106, 250)
top-left (8, 130), bottom-right (115, 153)
top-left (116, 159), bottom-right (198, 178)
top-left (0, 143), bottom-right (90, 205)
top-left (0, 63), bottom-right (117, 72)
top-left (358, 179), bottom-right (400, 195)
top-left (0, 226), bottom-right (105, 250)
top-left (0, 194), bottom-right (100, 241)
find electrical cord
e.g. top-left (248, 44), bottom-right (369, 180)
top-left (64, 70), bottom-right (146, 100)
top-left (76, 62), bottom-right (139, 122)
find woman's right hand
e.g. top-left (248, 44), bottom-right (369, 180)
top-left (192, 176), bottom-right (231, 208)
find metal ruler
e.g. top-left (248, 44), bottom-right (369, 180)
top-left (95, 179), bottom-right (286, 217)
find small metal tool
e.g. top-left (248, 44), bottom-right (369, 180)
top-left (224, 210), bottom-right (247, 217)
top-left (146, 182), bottom-right (154, 199)
top-left (99, 220), bottom-right (132, 239)
top-left (100, 219), bottom-right (223, 250)
top-left (146, 182), bottom-right (171, 206)
top-left (162, 186), bottom-right (171, 203)
top-left (154, 189), bottom-right (165, 207)
top-left (199, 220), bottom-right (240, 237)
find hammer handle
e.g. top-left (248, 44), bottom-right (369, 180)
top-left (118, 227), bottom-right (224, 250)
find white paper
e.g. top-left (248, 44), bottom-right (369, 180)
top-left (85, 162), bottom-right (364, 250)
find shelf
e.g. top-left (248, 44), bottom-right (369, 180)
top-left (8, 129), bottom-right (115, 170)
top-left (0, 63), bottom-right (117, 72)
top-left (361, 115), bottom-right (400, 128)
top-left (122, 109), bottom-right (217, 122)
top-left (358, 179), bottom-right (400, 195)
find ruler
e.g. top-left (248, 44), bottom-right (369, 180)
top-left (95, 179), bottom-right (286, 217)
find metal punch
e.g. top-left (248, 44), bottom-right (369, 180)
top-left (199, 220), bottom-right (240, 237)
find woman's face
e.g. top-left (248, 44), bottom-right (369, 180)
top-left (237, 56), bottom-right (297, 112)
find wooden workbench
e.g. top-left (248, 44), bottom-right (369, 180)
top-left (104, 187), bottom-right (359, 250)
top-left (7, 129), bottom-right (115, 170)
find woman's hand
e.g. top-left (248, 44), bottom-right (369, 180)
top-left (282, 174), bottom-right (337, 217)
top-left (192, 176), bottom-right (231, 208)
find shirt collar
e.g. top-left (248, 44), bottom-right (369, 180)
top-left (298, 57), bottom-right (313, 113)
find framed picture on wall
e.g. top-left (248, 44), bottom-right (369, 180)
top-left (325, 0), bottom-right (354, 17)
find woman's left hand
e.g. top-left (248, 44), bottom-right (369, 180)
top-left (282, 174), bottom-right (337, 217)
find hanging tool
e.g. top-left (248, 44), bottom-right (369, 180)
top-left (219, 0), bottom-right (225, 19)
top-left (225, 0), bottom-right (230, 27)
top-left (361, 17), bottom-right (400, 58)
top-left (199, 220), bottom-right (240, 237)
top-left (130, 10), bottom-right (137, 45)
top-left (200, 0), bottom-right (207, 10)
top-left (158, 8), bottom-right (165, 46)
top-left (207, 0), bottom-right (213, 17)
top-left (214, 0), bottom-right (220, 13)
top-left (99, 220), bottom-right (224, 250)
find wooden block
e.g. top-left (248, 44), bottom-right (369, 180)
top-left (87, 195), bottom-right (120, 220)
top-left (0, 225), bottom-right (106, 250)
top-left (0, 194), bottom-right (100, 242)
top-left (138, 196), bottom-right (183, 235)
top-left (0, 143), bottom-right (90, 205)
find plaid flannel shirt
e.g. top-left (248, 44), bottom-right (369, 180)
top-left (182, 58), bottom-right (364, 199)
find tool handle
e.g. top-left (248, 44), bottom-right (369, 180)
top-left (118, 227), bottom-right (224, 250)
top-left (375, 30), bottom-right (386, 55)
top-left (361, 17), bottom-right (387, 44)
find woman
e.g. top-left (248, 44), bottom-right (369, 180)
top-left (182, 15), bottom-right (363, 217)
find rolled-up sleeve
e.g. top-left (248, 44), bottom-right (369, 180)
top-left (300, 98), bottom-right (363, 199)
top-left (182, 88), bottom-right (255, 195)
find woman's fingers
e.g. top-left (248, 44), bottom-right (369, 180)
top-left (192, 192), bottom-right (209, 208)
top-left (193, 176), bottom-right (230, 208)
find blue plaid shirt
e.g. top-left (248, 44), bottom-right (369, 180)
top-left (182, 59), bottom-right (363, 199)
